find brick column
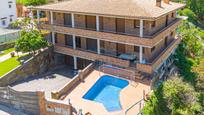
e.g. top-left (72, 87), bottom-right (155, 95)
top-left (37, 91), bottom-right (46, 115)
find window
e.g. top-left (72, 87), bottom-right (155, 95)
top-left (8, 1), bottom-right (12, 8)
top-left (53, 12), bottom-right (56, 20)
top-left (151, 21), bottom-right (156, 28)
top-left (134, 46), bottom-right (144, 53)
top-left (1, 20), bottom-right (6, 26)
top-left (134, 46), bottom-right (139, 52)
top-left (10, 18), bottom-right (12, 22)
top-left (165, 36), bottom-right (168, 46)
top-left (171, 12), bottom-right (174, 18)
top-left (170, 32), bottom-right (174, 36)
top-left (151, 46), bottom-right (155, 52)
top-left (75, 36), bottom-right (81, 48)
top-left (55, 33), bottom-right (58, 43)
top-left (134, 20), bottom-right (140, 28)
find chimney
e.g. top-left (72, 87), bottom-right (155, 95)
top-left (156, 0), bottom-right (161, 7)
top-left (163, 0), bottom-right (170, 4)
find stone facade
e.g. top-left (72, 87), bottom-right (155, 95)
top-left (75, 14), bottom-right (86, 28)
top-left (125, 19), bottom-right (140, 35)
top-left (103, 17), bottom-right (116, 32)
top-left (53, 12), bottom-right (64, 25)
top-left (45, 18), bottom-right (181, 47)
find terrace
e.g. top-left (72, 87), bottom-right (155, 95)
top-left (63, 70), bottom-right (150, 115)
top-left (46, 62), bottom-right (151, 115)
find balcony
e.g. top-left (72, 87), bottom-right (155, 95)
top-left (40, 18), bottom-right (182, 47)
top-left (54, 44), bottom-right (130, 68)
top-left (136, 37), bottom-right (181, 74)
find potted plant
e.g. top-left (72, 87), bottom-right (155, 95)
top-left (10, 52), bottom-right (15, 57)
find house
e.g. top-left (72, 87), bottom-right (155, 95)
top-left (16, 0), bottom-right (68, 17)
top-left (31, 0), bottom-right (185, 79)
top-left (0, 0), bottom-right (17, 27)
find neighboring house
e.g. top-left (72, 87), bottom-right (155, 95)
top-left (16, 0), bottom-right (67, 17)
top-left (0, 0), bottom-right (17, 27)
top-left (32, 0), bottom-right (185, 79)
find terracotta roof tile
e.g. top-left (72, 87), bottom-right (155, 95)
top-left (33, 0), bottom-right (185, 19)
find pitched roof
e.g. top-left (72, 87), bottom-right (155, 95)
top-left (33, 0), bottom-right (185, 19)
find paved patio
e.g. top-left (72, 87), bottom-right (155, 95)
top-left (11, 66), bottom-right (77, 98)
top-left (63, 70), bottom-right (151, 115)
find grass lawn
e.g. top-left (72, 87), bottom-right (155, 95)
top-left (0, 54), bottom-right (31, 77)
top-left (0, 48), bottom-right (15, 57)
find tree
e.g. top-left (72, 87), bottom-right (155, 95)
top-left (13, 18), bottom-right (49, 55)
top-left (143, 76), bottom-right (202, 115)
top-left (188, 0), bottom-right (204, 20)
top-left (162, 77), bottom-right (201, 114)
top-left (177, 21), bottom-right (204, 58)
top-left (15, 30), bottom-right (48, 54)
top-left (16, 0), bottom-right (48, 6)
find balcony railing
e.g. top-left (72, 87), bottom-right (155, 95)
top-left (40, 17), bottom-right (181, 38)
top-left (136, 36), bottom-right (181, 74)
top-left (54, 44), bottom-right (130, 68)
top-left (40, 18), bottom-right (181, 47)
top-left (100, 48), bottom-right (137, 61)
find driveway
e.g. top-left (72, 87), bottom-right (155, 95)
top-left (11, 66), bottom-right (77, 98)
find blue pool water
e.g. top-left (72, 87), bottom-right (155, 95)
top-left (83, 75), bottom-right (129, 112)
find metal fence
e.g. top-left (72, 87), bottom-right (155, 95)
top-left (0, 29), bottom-right (20, 43)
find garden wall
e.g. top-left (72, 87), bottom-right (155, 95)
top-left (38, 91), bottom-right (72, 115)
top-left (0, 47), bottom-right (55, 87)
top-left (51, 63), bottom-right (95, 100)
top-left (0, 87), bottom-right (73, 115)
top-left (0, 42), bottom-right (15, 50)
top-left (0, 86), bottom-right (40, 114)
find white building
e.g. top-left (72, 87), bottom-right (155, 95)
top-left (0, 0), bottom-right (17, 27)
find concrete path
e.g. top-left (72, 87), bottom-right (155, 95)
top-left (0, 52), bottom-right (25, 62)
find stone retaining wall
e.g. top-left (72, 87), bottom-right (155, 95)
top-left (0, 42), bottom-right (15, 50)
top-left (0, 87), bottom-right (73, 115)
top-left (0, 86), bottom-right (40, 115)
top-left (0, 47), bottom-right (55, 87)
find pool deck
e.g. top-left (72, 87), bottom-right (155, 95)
top-left (64, 70), bottom-right (151, 115)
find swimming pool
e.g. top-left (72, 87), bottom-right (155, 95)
top-left (83, 75), bottom-right (129, 112)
